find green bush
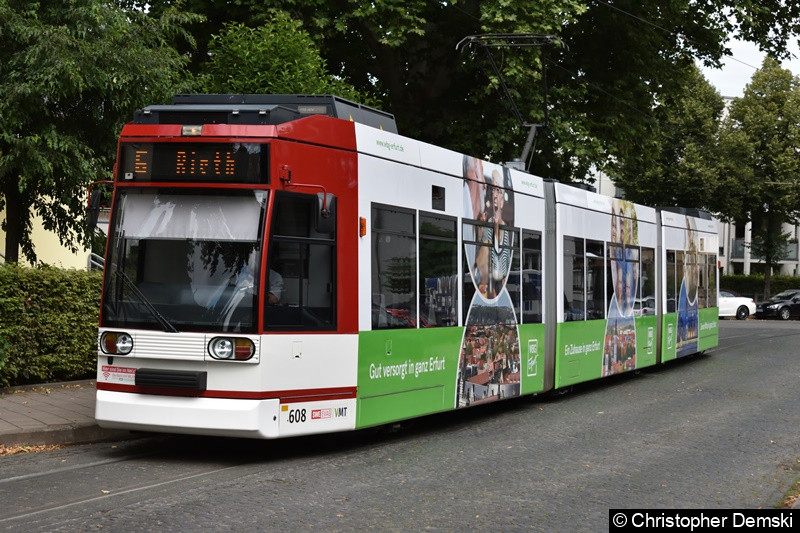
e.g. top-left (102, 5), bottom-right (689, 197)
top-left (720, 274), bottom-right (800, 301)
top-left (0, 264), bottom-right (101, 387)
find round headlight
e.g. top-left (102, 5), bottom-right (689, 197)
top-left (100, 332), bottom-right (133, 355)
top-left (209, 338), bottom-right (234, 360)
top-left (115, 333), bottom-right (133, 355)
top-left (208, 337), bottom-right (255, 361)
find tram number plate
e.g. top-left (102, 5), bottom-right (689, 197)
top-left (286, 408), bottom-right (306, 424)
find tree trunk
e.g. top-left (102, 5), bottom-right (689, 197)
top-left (2, 180), bottom-right (21, 263)
top-left (764, 256), bottom-right (772, 300)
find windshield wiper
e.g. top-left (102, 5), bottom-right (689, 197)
top-left (113, 268), bottom-right (179, 333)
top-left (111, 230), bottom-right (178, 333)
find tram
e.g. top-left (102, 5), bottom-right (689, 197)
top-left (94, 94), bottom-right (719, 438)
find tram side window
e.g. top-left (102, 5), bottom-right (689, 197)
top-left (640, 248), bottom-right (655, 315)
top-left (707, 254), bottom-right (718, 307)
top-left (564, 236), bottom-right (585, 321)
top-left (697, 251), bottom-right (707, 309)
top-left (676, 251), bottom-right (685, 311)
top-left (606, 243), bottom-right (621, 316)
top-left (666, 250), bottom-right (677, 312)
top-left (265, 192), bottom-right (336, 330)
top-left (676, 250), bottom-right (685, 295)
top-left (462, 223), bottom-right (476, 323)
top-left (606, 243), bottom-right (641, 317)
top-left (463, 218), bottom-right (519, 322)
top-left (586, 240), bottom-right (605, 320)
top-left (461, 220), bottom-right (486, 323)
top-left (419, 213), bottom-right (457, 327)
top-left (508, 232), bottom-right (521, 320)
top-left (623, 246), bottom-right (640, 317)
top-left (521, 231), bottom-right (542, 323)
top-left (372, 205), bottom-right (416, 329)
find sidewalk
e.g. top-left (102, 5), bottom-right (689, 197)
top-left (0, 380), bottom-right (132, 447)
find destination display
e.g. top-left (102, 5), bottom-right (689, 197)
top-left (118, 142), bottom-right (268, 183)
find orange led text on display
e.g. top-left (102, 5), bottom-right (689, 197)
top-left (134, 151), bottom-right (149, 174)
top-left (175, 150), bottom-right (236, 176)
top-left (132, 149), bottom-right (237, 176)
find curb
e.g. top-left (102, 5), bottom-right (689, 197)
top-left (1, 424), bottom-right (136, 448)
top-left (1, 379), bottom-right (138, 448)
top-left (0, 378), bottom-right (96, 395)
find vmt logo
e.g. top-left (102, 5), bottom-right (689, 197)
top-left (311, 407), bottom-right (348, 420)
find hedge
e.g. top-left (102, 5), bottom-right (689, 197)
top-left (720, 274), bottom-right (800, 301)
top-left (0, 265), bottom-right (102, 387)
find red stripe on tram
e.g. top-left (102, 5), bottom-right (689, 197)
top-left (96, 382), bottom-right (357, 402)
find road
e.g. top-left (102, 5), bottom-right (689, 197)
top-left (1, 320), bottom-right (799, 531)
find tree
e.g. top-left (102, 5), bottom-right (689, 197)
top-left (196, 11), bottom-right (363, 99)
top-left (718, 57), bottom-right (800, 297)
top-left (0, 0), bottom-right (198, 263)
top-left (611, 65), bottom-right (726, 209)
top-left (134, 1), bottom-right (800, 187)
top-left (542, 0), bottom-right (800, 184)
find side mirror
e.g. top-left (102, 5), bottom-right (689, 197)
top-left (315, 193), bottom-right (336, 235)
top-left (87, 190), bottom-right (103, 232)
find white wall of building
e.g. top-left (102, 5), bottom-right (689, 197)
top-left (0, 207), bottom-right (108, 269)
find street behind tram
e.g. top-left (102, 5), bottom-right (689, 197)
top-left (1, 319), bottom-right (799, 531)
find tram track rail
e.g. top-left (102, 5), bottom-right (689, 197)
top-left (0, 437), bottom-right (257, 528)
top-left (0, 463), bottom-right (243, 526)
top-left (0, 430), bottom-right (381, 529)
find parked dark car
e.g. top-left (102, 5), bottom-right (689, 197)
top-left (755, 289), bottom-right (800, 320)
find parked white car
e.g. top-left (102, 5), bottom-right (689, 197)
top-left (719, 290), bottom-right (756, 320)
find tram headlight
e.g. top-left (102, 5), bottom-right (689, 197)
top-left (208, 337), bottom-right (254, 361)
top-left (100, 332), bottom-right (133, 355)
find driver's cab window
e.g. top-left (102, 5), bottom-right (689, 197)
top-left (264, 192), bottom-right (336, 330)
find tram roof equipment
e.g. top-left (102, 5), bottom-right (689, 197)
top-left (658, 206), bottom-right (713, 220)
top-left (133, 94), bottom-right (398, 133)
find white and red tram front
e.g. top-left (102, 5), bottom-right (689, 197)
top-left (96, 112), bottom-right (363, 438)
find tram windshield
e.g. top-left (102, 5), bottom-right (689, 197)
top-left (102, 189), bottom-right (267, 333)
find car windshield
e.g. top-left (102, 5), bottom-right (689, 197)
top-left (102, 188), bottom-right (267, 333)
top-left (771, 290), bottom-right (799, 301)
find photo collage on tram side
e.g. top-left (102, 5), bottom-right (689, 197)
top-left (676, 217), bottom-right (700, 357)
top-left (603, 200), bottom-right (639, 377)
top-left (457, 156), bottom-right (521, 408)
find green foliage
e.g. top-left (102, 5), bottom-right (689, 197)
top-left (0, 0), bottom-right (199, 263)
top-left (717, 58), bottom-right (800, 296)
top-left (720, 58), bottom-right (800, 223)
top-left (129, 1), bottom-right (800, 188)
top-left (721, 274), bottom-right (800, 300)
top-left (748, 230), bottom-right (793, 265)
top-left (196, 12), bottom-right (364, 100)
top-left (612, 65), bottom-right (725, 208)
top-left (613, 56), bottom-right (800, 299)
top-left (0, 264), bottom-right (102, 387)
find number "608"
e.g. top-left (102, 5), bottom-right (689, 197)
top-left (287, 408), bottom-right (306, 423)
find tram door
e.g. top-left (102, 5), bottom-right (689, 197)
top-left (264, 191), bottom-right (337, 331)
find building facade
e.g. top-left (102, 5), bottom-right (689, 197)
top-left (717, 220), bottom-right (800, 276)
top-left (0, 207), bottom-right (109, 269)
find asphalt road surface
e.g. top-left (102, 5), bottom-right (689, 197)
top-left (1, 320), bottom-right (799, 531)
